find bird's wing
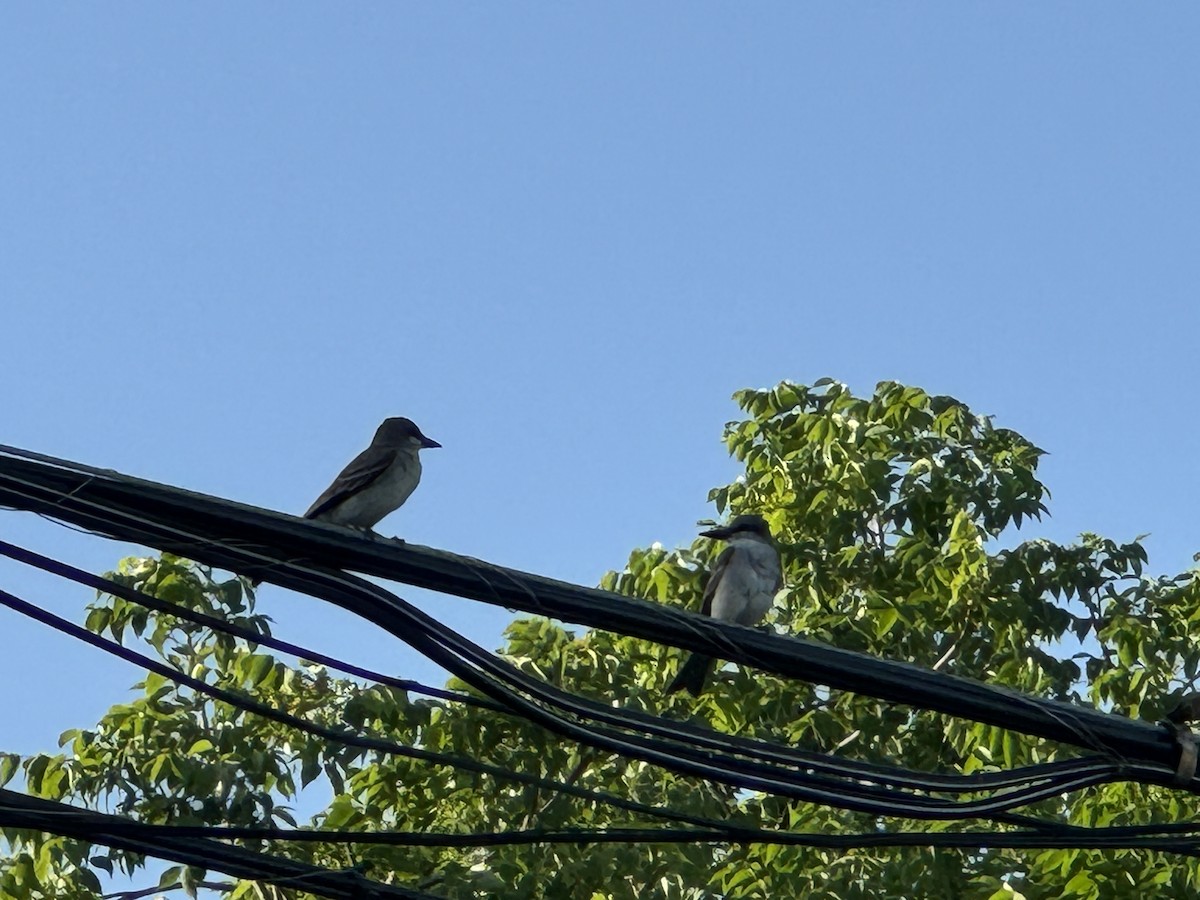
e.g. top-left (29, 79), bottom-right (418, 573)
top-left (303, 446), bottom-right (398, 519)
top-left (699, 545), bottom-right (738, 618)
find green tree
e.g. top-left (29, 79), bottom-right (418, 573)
top-left (4, 379), bottom-right (1199, 899)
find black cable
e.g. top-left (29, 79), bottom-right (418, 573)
top-left (0, 450), bottom-right (1191, 826)
top-left (0, 791), bottom-right (436, 899)
top-left (0, 444), bottom-right (1181, 771)
top-left (0, 585), bottom-right (743, 832)
top-left (0, 543), bottom-right (1136, 845)
top-left (4, 790), bottom-right (1200, 856)
top-left (1, 540), bottom-right (1123, 806)
top-left (255, 559), bottom-right (1184, 821)
top-left (0, 540), bottom-right (504, 715)
top-left (0, 567), bottom-right (1171, 827)
top-left (0, 515), bottom-right (1182, 822)
top-left (0, 539), bottom-right (1099, 800)
top-left (10, 449), bottom-right (1200, 872)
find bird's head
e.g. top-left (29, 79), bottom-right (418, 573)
top-left (699, 514), bottom-right (772, 542)
top-left (375, 417), bottom-right (442, 450)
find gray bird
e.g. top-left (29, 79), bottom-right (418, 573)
top-left (667, 514), bottom-right (783, 696)
top-left (304, 417), bottom-right (441, 530)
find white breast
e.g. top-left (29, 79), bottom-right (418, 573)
top-left (324, 454), bottom-right (422, 528)
top-left (710, 536), bottom-right (781, 626)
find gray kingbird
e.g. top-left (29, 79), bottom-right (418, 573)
top-left (667, 514), bottom-right (783, 696)
top-left (304, 416), bottom-right (441, 530)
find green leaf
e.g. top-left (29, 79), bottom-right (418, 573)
top-left (158, 865), bottom-right (183, 889)
top-left (181, 864), bottom-right (200, 899)
top-left (243, 653), bottom-right (275, 687)
top-left (90, 855), bottom-right (114, 876)
top-left (874, 607), bottom-right (899, 638)
top-left (0, 753), bottom-right (19, 788)
top-left (1065, 870), bottom-right (1093, 895)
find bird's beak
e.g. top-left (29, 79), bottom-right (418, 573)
top-left (699, 525), bottom-right (732, 540)
top-left (420, 436), bottom-right (442, 449)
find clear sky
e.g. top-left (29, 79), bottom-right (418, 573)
top-left (2, 4), bottom-right (1198, 781)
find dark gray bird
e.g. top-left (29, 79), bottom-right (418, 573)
top-left (304, 417), bottom-right (440, 530)
top-left (667, 514), bottom-right (783, 696)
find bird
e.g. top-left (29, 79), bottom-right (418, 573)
top-left (666, 513), bottom-right (783, 696)
top-left (303, 417), bottom-right (441, 530)
top-left (247, 418), bottom-right (440, 587)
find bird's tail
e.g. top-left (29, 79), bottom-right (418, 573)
top-left (666, 653), bottom-right (715, 696)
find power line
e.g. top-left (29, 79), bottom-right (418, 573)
top-left (0, 791), bottom-right (437, 900)
top-left (5, 791), bottom-right (1200, 856)
top-left (0, 539), bottom-right (1111, 801)
top-left (0, 443), bottom-right (1182, 771)
top-left (0, 539), bottom-right (504, 714)
top-left (2, 441), bottom-right (1199, 877)
top-left (0, 584), bottom-right (739, 833)
top-left (3, 545), bottom-right (1182, 824)
top-left (0, 446), bottom-right (1193, 818)
top-left (9, 539), bottom-right (1171, 857)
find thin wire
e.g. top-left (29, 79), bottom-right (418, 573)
top-left (0, 454), bottom-right (1188, 822)
top-left (0, 792), bottom-right (435, 900)
top-left (0, 451), bottom-right (1169, 772)
top-left (0, 567), bottom-right (1172, 825)
top-left (0, 584), bottom-right (749, 832)
top-left (0, 540), bottom-right (505, 714)
top-left (0, 492), bottom-right (1182, 821)
top-left (9, 448), bottom-right (1200, 864)
top-left (285, 563), bottom-right (1184, 819)
top-left (5, 539), bottom-right (1153, 843)
top-left (5, 792), bottom-right (1200, 856)
top-left (11, 537), bottom-right (1126, 796)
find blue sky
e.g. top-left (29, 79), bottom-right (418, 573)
top-left (1, 1), bottom-right (1198, 822)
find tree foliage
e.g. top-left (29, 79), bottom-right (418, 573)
top-left (3, 379), bottom-right (1200, 899)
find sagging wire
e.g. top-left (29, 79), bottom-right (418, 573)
top-left (0, 585), bottom-right (738, 832)
top-left (0, 448), bottom-right (1189, 826)
top-left (0, 445), bottom-right (1172, 772)
top-left (0, 791), bottom-right (436, 900)
top-left (6, 790), bottom-right (1200, 856)
top-left (0, 539), bottom-right (1126, 801)
top-left (0, 540), bottom-right (504, 715)
top-left (0, 493), bottom-right (1182, 822)
top-left (0, 570), bottom-right (1127, 829)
